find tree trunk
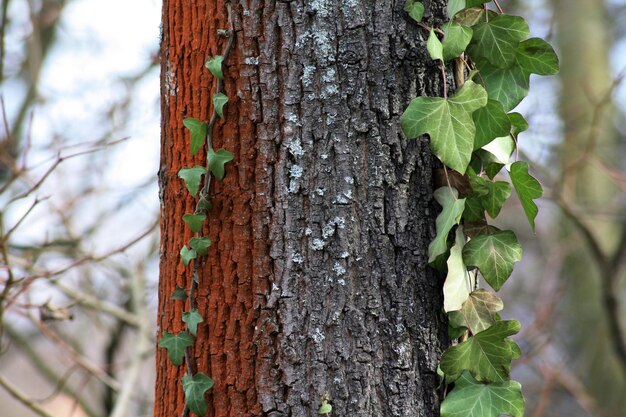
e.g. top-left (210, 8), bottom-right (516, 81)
top-left (156, 1), bottom-right (449, 416)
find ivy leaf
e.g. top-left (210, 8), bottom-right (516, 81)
top-left (473, 100), bottom-right (511, 149)
top-left (213, 92), bottom-right (229, 118)
top-left (403, 0), bottom-right (424, 23)
top-left (454, 7), bottom-right (486, 26)
top-left (462, 195), bottom-right (485, 223)
top-left (183, 118), bottom-right (207, 156)
top-left (182, 309), bottom-right (204, 336)
top-left (441, 371), bottom-right (525, 417)
top-left (448, 0), bottom-right (489, 18)
top-left (463, 230), bottom-right (522, 291)
top-left (158, 331), bottom-right (194, 366)
top-left (508, 112), bottom-right (528, 136)
top-left (182, 373), bottom-right (214, 416)
top-left (429, 187), bottom-right (466, 263)
top-left (196, 196), bottom-right (212, 213)
top-left (171, 285), bottom-right (187, 300)
top-left (182, 213), bottom-right (207, 233)
top-left (444, 227), bottom-right (475, 312)
top-left (447, 0), bottom-right (465, 19)
top-left (476, 38), bottom-right (559, 111)
top-left (318, 400), bottom-right (333, 415)
top-left (510, 161), bottom-right (543, 232)
top-left (481, 135), bottom-right (515, 165)
top-left (208, 148), bottom-right (234, 180)
top-left (440, 320), bottom-right (521, 382)
top-left (401, 80), bottom-right (488, 173)
top-left (189, 236), bottom-right (211, 256)
top-left (516, 37), bottom-right (559, 76)
top-left (449, 289), bottom-right (504, 334)
top-left (205, 55), bottom-right (224, 80)
top-left (469, 15), bottom-right (529, 68)
top-left (469, 176), bottom-right (512, 218)
top-left (427, 29), bottom-right (444, 62)
top-left (178, 166), bottom-right (207, 197)
top-left (180, 245), bottom-right (197, 267)
top-left (442, 23), bottom-right (473, 62)
top-left (477, 62), bottom-right (529, 111)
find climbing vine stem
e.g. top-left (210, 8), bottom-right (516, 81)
top-left (403, 1), bottom-right (558, 416)
top-left (158, 3), bottom-right (235, 417)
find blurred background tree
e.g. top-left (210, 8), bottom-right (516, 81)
top-left (1, 0), bottom-right (625, 416)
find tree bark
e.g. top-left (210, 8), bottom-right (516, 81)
top-left (156, 1), bottom-right (449, 416)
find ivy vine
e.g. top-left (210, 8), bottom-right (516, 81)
top-left (403, 1), bottom-right (558, 416)
top-left (157, 4), bottom-right (235, 416)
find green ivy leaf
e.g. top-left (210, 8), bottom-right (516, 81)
top-left (462, 195), bottom-right (485, 223)
top-left (178, 166), bottom-right (207, 197)
top-left (476, 38), bottom-right (559, 111)
top-left (472, 100), bottom-right (511, 149)
top-left (189, 236), bottom-right (211, 256)
top-left (205, 55), bottom-right (224, 80)
top-left (318, 400), bottom-right (333, 415)
top-left (441, 371), bottom-right (525, 417)
top-left (158, 331), bottom-right (194, 366)
top-left (449, 289), bottom-right (504, 333)
top-left (196, 196), bottom-right (212, 213)
top-left (171, 285), bottom-right (187, 300)
top-left (427, 29), bottom-right (444, 62)
top-left (440, 320), bottom-right (521, 382)
top-left (516, 37), bottom-right (559, 76)
top-left (508, 112), bottom-right (528, 136)
top-left (469, 176), bottom-right (512, 218)
top-left (463, 230), bottom-right (522, 291)
top-left (469, 15), bottom-right (529, 68)
top-left (401, 80), bottom-right (488, 173)
top-left (182, 309), bottom-right (204, 336)
top-left (510, 161), bottom-right (543, 232)
top-left (213, 92), bottom-right (229, 118)
top-left (180, 245), bottom-right (197, 267)
top-left (182, 213), bottom-right (207, 233)
top-left (208, 148), bottom-right (234, 180)
top-left (444, 227), bottom-right (475, 312)
top-left (182, 373), bottom-right (214, 416)
top-left (183, 118), bottom-right (207, 156)
top-left (442, 23), bottom-right (473, 62)
top-left (403, 0), bottom-right (424, 22)
top-left (429, 187), bottom-right (466, 263)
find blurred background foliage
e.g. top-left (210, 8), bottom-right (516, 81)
top-left (0, 0), bottom-right (625, 416)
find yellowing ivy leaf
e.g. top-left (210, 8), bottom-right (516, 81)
top-left (449, 289), bottom-right (504, 334)
top-left (444, 227), bottom-right (475, 312)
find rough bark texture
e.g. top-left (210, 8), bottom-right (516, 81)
top-left (156, 1), bottom-right (449, 416)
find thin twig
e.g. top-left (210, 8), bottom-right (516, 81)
top-left (0, 374), bottom-right (57, 417)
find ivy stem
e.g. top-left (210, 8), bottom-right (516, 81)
top-left (493, 0), bottom-right (504, 14)
top-left (441, 62), bottom-right (448, 99)
top-left (180, 4), bottom-right (236, 417)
